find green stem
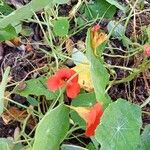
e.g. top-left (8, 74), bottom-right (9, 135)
top-left (0, 66), bottom-right (10, 114)
top-left (111, 61), bottom-right (150, 85)
top-left (141, 97), bottom-right (150, 108)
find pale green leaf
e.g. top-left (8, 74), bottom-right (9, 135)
top-left (107, 21), bottom-right (125, 37)
top-left (95, 99), bottom-right (142, 150)
top-left (33, 104), bottom-right (69, 150)
top-left (72, 48), bottom-right (88, 65)
top-left (15, 77), bottom-right (57, 100)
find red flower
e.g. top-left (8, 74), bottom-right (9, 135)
top-left (85, 103), bottom-right (103, 137)
top-left (144, 44), bottom-right (150, 57)
top-left (91, 24), bottom-right (101, 32)
top-left (69, 102), bottom-right (103, 137)
top-left (47, 68), bottom-right (80, 98)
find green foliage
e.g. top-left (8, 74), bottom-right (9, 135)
top-left (86, 29), bottom-right (111, 107)
top-left (16, 77), bottom-right (57, 100)
top-left (71, 92), bottom-right (96, 128)
top-left (33, 104), bottom-right (69, 150)
top-left (146, 25), bottom-right (150, 43)
top-left (0, 0), bottom-right (69, 29)
top-left (61, 144), bottom-right (88, 150)
top-left (0, 138), bottom-right (9, 150)
top-left (72, 92), bottom-right (96, 106)
top-left (107, 20), bottom-right (132, 47)
top-left (20, 26), bottom-right (33, 36)
top-left (0, 24), bottom-right (17, 41)
top-left (54, 0), bottom-right (70, 4)
top-left (27, 96), bottom-right (39, 106)
top-left (95, 99), bottom-right (142, 150)
top-left (105, 0), bottom-right (126, 12)
top-left (72, 48), bottom-right (88, 65)
top-left (107, 21), bottom-right (125, 38)
top-left (77, 0), bottom-right (116, 26)
top-left (140, 124), bottom-right (150, 150)
top-left (0, 67), bottom-right (10, 115)
top-left (53, 17), bottom-right (69, 37)
top-left (0, 2), bottom-right (14, 15)
top-left (85, 0), bottom-right (116, 19)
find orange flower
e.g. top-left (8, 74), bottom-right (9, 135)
top-left (144, 44), bottom-right (150, 57)
top-left (69, 102), bottom-right (103, 137)
top-left (90, 24), bottom-right (107, 51)
top-left (47, 68), bottom-right (80, 98)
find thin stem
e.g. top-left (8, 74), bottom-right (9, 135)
top-left (141, 97), bottom-right (150, 108)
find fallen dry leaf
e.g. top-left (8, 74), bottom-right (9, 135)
top-left (72, 62), bottom-right (94, 92)
top-left (65, 38), bottom-right (74, 53)
top-left (5, 37), bottom-right (22, 47)
top-left (2, 107), bottom-right (27, 124)
top-left (10, 37), bottom-right (22, 46)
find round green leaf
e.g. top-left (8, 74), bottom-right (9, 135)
top-left (95, 99), bottom-right (142, 150)
top-left (53, 17), bottom-right (69, 37)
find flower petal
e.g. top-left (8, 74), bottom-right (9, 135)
top-left (91, 24), bottom-right (100, 32)
top-left (66, 83), bottom-right (80, 98)
top-left (47, 75), bottom-right (64, 91)
top-left (144, 44), bottom-right (150, 57)
top-left (85, 102), bottom-right (103, 137)
top-left (56, 68), bottom-right (78, 83)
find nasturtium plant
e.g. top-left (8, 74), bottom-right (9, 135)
top-left (33, 104), bottom-right (69, 150)
top-left (77, 0), bottom-right (116, 26)
top-left (61, 144), bottom-right (88, 150)
top-left (0, 24), bottom-right (17, 42)
top-left (85, 0), bottom-right (116, 19)
top-left (107, 21), bottom-right (126, 38)
top-left (146, 25), bottom-right (150, 43)
top-left (86, 27), bottom-right (111, 107)
top-left (71, 92), bottom-right (96, 128)
top-left (105, 0), bottom-right (126, 12)
top-left (95, 99), bottom-right (142, 150)
top-left (53, 17), bottom-right (69, 37)
top-left (0, 138), bottom-right (9, 150)
top-left (16, 77), bottom-right (57, 100)
top-left (140, 124), bottom-right (150, 150)
top-left (27, 96), bottom-right (39, 106)
top-left (0, 2), bottom-right (14, 15)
